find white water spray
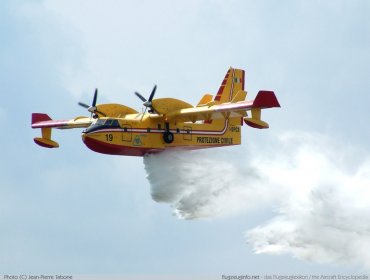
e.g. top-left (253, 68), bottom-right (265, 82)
top-left (143, 132), bottom-right (370, 268)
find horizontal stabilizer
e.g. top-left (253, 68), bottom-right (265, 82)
top-left (32, 113), bottom-right (91, 129)
top-left (31, 113), bottom-right (69, 129)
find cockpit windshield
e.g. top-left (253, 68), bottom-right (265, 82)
top-left (93, 119), bottom-right (119, 127)
top-left (95, 119), bottom-right (106, 126)
top-left (84, 118), bottom-right (120, 133)
top-left (104, 119), bottom-right (119, 126)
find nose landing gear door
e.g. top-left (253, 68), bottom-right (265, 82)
top-left (122, 124), bottom-right (132, 142)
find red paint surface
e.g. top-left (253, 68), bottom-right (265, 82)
top-left (83, 136), bottom-right (162, 156)
top-left (82, 135), bottom-right (235, 157)
top-left (253, 91), bottom-right (281, 108)
top-left (32, 113), bottom-right (52, 124)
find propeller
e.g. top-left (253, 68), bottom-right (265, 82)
top-left (135, 85), bottom-right (157, 117)
top-left (78, 88), bottom-right (106, 118)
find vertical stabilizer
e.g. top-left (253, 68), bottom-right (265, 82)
top-left (214, 68), bottom-right (245, 103)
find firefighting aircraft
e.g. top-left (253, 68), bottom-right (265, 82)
top-left (31, 68), bottom-right (280, 156)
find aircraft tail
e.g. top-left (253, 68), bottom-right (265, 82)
top-left (214, 68), bottom-right (245, 103)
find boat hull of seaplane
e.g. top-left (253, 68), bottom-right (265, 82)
top-left (81, 117), bottom-right (241, 156)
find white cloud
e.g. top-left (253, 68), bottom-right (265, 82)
top-left (245, 133), bottom-right (370, 269)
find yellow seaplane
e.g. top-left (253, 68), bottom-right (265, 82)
top-left (31, 68), bottom-right (280, 156)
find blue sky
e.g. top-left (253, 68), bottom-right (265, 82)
top-left (1, 0), bottom-right (370, 277)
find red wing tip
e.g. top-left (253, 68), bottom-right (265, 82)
top-left (253, 90), bottom-right (281, 108)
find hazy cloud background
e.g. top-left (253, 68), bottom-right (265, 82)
top-left (1, 0), bottom-right (370, 276)
top-left (245, 133), bottom-right (370, 268)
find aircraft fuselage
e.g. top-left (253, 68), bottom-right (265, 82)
top-left (81, 115), bottom-right (242, 156)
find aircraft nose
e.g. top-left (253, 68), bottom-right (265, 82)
top-left (81, 132), bottom-right (96, 150)
top-left (81, 132), bottom-right (91, 143)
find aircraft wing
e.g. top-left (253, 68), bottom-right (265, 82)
top-left (31, 113), bottom-right (92, 129)
top-left (165, 90), bottom-right (280, 128)
top-left (31, 113), bottom-right (92, 148)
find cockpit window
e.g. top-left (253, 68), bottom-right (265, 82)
top-left (95, 119), bottom-right (106, 126)
top-left (94, 119), bottom-right (119, 127)
top-left (85, 118), bottom-right (120, 134)
top-left (107, 119), bottom-right (119, 127)
top-left (112, 120), bottom-right (119, 127)
top-left (105, 119), bottom-right (113, 126)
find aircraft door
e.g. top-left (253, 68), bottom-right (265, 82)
top-left (121, 124), bottom-right (132, 142)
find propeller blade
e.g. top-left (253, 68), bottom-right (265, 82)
top-left (78, 102), bottom-right (90, 109)
top-left (135, 91), bottom-right (147, 103)
top-left (148, 85), bottom-right (157, 101)
top-left (78, 88), bottom-right (100, 119)
top-left (135, 85), bottom-right (158, 114)
top-left (92, 88), bottom-right (98, 107)
top-left (140, 107), bottom-right (148, 121)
